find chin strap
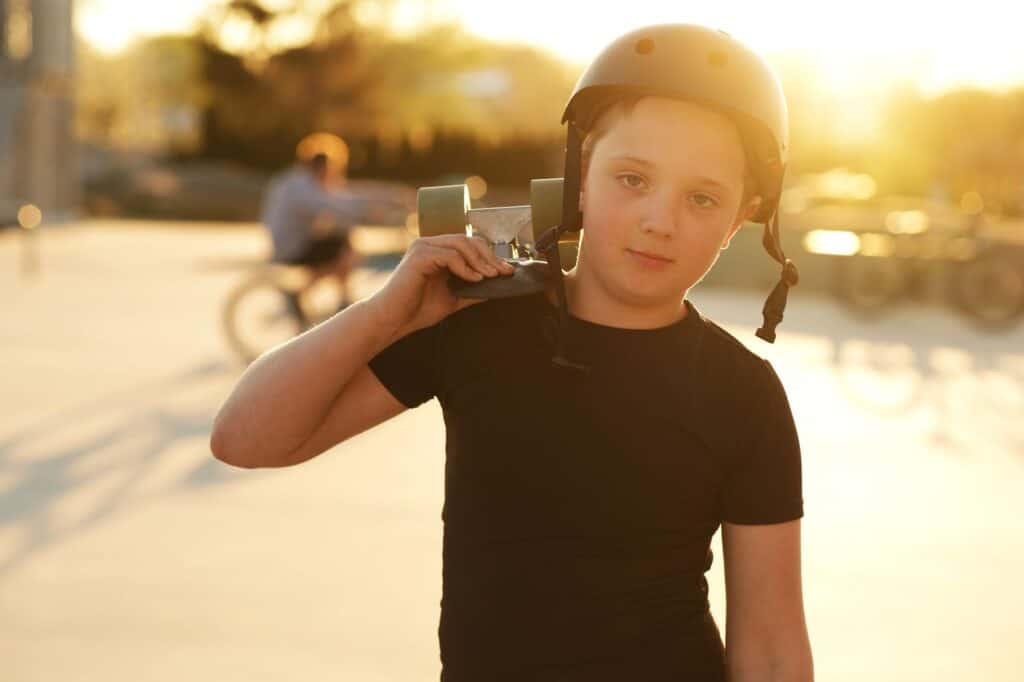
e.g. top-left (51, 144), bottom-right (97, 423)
top-left (538, 122), bottom-right (589, 374)
top-left (755, 209), bottom-right (800, 343)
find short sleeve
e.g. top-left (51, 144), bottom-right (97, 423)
top-left (721, 359), bottom-right (804, 525)
top-left (368, 323), bottom-right (440, 408)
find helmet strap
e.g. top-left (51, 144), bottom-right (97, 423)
top-left (755, 210), bottom-right (800, 343)
top-left (543, 122), bottom-right (589, 373)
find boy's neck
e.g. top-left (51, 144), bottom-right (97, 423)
top-left (544, 272), bottom-right (689, 330)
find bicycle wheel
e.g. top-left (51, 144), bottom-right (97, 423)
top-left (950, 253), bottom-right (1024, 331)
top-left (834, 255), bottom-right (907, 317)
top-left (222, 270), bottom-right (306, 363)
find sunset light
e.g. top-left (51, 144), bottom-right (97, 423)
top-left (74, 0), bottom-right (1024, 96)
top-left (6, 3), bottom-right (1024, 681)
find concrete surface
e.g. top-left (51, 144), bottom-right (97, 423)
top-left (1, 221), bottom-right (1022, 681)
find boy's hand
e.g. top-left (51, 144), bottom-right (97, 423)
top-left (366, 234), bottom-right (515, 339)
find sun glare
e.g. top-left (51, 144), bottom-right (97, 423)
top-left (74, 0), bottom-right (1024, 96)
top-left (74, 0), bottom-right (213, 55)
top-left (445, 0), bottom-right (1024, 94)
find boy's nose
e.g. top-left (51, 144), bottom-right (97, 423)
top-left (640, 199), bottom-right (678, 237)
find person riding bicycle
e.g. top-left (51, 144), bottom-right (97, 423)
top-left (215, 24), bottom-right (811, 681)
top-left (262, 132), bottom-right (408, 321)
top-left (261, 133), bottom-right (363, 319)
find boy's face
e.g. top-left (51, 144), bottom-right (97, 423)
top-left (575, 96), bottom-right (760, 321)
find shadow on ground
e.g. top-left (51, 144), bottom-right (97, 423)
top-left (694, 287), bottom-right (1024, 457)
top-left (0, 358), bottom-right (250, 577)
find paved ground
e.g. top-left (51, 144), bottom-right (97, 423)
top-left (1, 221), bottom-right (1022, 681)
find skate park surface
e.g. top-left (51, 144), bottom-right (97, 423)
top-left (2, 221), bottom-right (1022, 681)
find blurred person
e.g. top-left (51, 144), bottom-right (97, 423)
top-left (214, 24), bottom-right (810, 682)
top-left (262, 133), bottom-right (407, 323)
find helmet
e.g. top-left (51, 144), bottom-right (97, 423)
top-left (542, 24), bottom-right (798, 348)
top-left (295, 132), bottom-right (350, 170)
top-left (563, 24), bottom-right (787, 224)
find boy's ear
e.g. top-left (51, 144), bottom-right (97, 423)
top-left (721, 196), bottom-right (762, 250)
top-left (578, 161), bottom-right (591, 210)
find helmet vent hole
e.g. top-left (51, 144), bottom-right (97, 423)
top-left (634, 38), bottom-right (655, 55)
top-left (708, 50), bottom-right (729, 67)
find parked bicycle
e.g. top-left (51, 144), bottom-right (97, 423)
top-left (814, 225), bottom-right (1024, 331)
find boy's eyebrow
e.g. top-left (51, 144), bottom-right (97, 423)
top-left (608, 155), bottom-right (732, 192)
top-left (610, 154), bottom-right (656, 167)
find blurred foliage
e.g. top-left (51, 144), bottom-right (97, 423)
top-left (871, 88), bottom-right (1024, 216)
top-left (75, 0), bottom-right (1024, 216)
top-left (193, 0), bottom-right (574, 182)
top-left (76, 36), bottom-right (205, 154)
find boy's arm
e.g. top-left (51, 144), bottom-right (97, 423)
top-left (210, 235), bottom-right (514, 469)
top-left (302, 181), bottom-right (410, 226)
top-left (722, 519), bottom-right (814, 682)
top-left (290, 175), bottom-right (365, 224)
top-left (210, 300), bottom-right (406, 469)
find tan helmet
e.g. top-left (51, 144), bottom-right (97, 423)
top-left (295, 132), bottom-right (350, 171)
top-left (543, 24), bottom-right (798, 346)
top-left (563, 24), bottom-right (788, 223)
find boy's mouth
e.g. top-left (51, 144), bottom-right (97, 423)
top-left (626, 248), bottom-right (674, 265)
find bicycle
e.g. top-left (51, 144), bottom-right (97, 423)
top-left (221, 261), bottom-right (344, 364)
top-left (829, 229), bottom-right (1024, 331)
top-left (221, 224), bottom-right (411, 364)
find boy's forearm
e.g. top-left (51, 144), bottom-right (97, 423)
top-left (210, 297), bottom-right (404, 467)
top-left (726, 641), bottom-right (814, 682)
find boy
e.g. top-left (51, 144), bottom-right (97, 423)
top-left (212, 24), bottom-right (812, 682)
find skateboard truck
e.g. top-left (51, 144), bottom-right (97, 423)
top-left (416, 179), bottom-right (578, 299)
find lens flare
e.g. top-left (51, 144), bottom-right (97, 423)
top-left (17, 204), bottom-right (42, 230)
top-left (802, 229), bottom-right (860, 256)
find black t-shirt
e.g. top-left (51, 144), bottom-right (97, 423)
top-left (369, 293), bottom-right (803, 681)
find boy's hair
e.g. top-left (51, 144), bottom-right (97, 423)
top-left (579, 95), bottom-right (760, 214)
top-left (308, 152), bottom-right (330, 174)
top-left (295, 132), bottom-right (350, 171)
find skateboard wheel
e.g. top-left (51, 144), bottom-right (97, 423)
top-left (417, 184), bottom-right (470, 236)
top-left (529, 178), bottom-right (565, 242)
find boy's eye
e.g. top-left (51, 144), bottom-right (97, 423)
top-left (618, 173), bottom-right (648, 190)
top-left (691, 193), bottom-right (719, 209)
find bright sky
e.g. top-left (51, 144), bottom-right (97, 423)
top-left (75, 0), bottom-right (1024, 97)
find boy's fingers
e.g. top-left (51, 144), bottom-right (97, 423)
top-left (464, 238), bottom-right (501, 275)
top-left (434, 248), bottom-right (483, 282)
top-left (442, 234), bottom-right (511, 274)
top-left (415, 234), bottom-right (511, 277)
top-left (435, 235), bottom-right (499, 277)
top-left (467, 235), bottom-right (513, 272)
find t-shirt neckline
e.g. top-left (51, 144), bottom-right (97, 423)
top-left (536, 293), bottom-right (703, 340)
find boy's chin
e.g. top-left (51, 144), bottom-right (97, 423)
top-left (571, 269), bottom-right (691, 313)
top-left (607, 280), bottom-right (690, 310)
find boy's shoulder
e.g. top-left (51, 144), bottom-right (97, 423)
top-left (440, 291), bottom-right (542, 331)
top-left (435, 292), bottom-right (549, 360)
top-left (698, 313), bottom-right (765, 361)
top-left (688, 303), bottom-right (774, 385)
top-left (441, 294), bottom-right (774, 377)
